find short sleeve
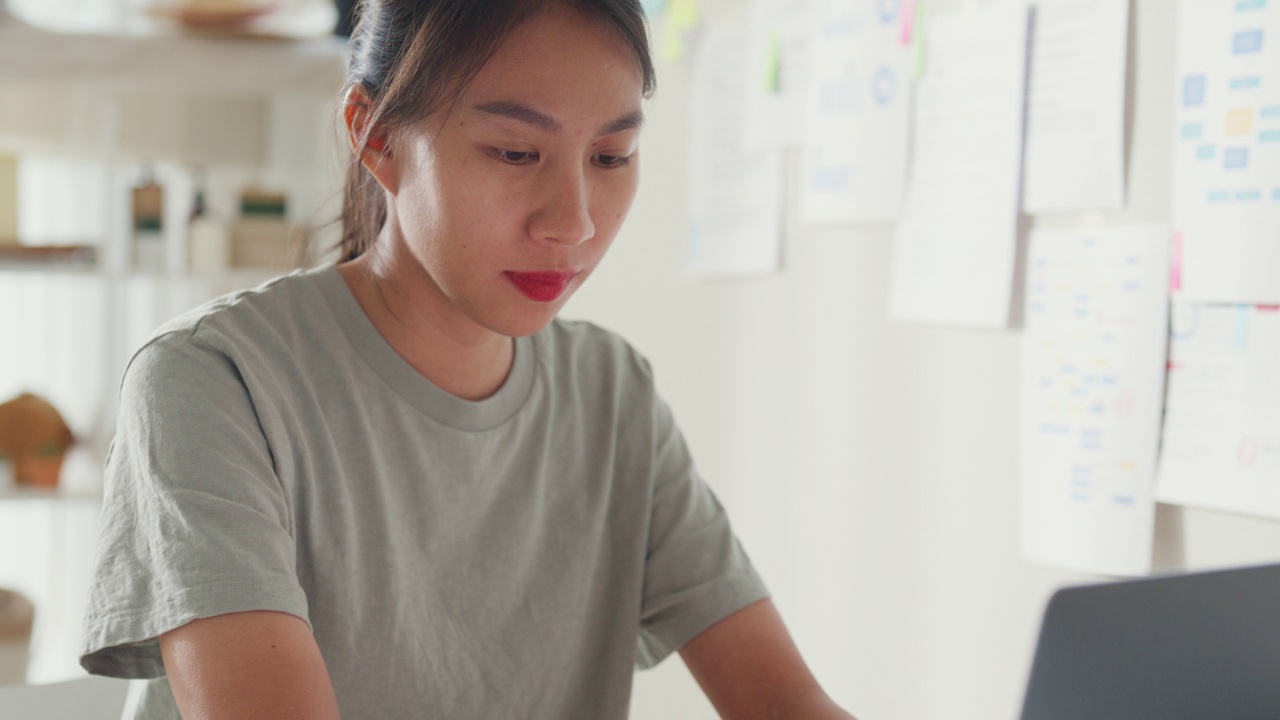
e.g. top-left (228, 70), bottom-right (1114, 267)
top-left (80, 332), bottom-right (309, 679)
top-left (636, 390), bottom-right (770, 669)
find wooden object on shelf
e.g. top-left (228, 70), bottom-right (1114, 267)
top-left (0, 588), bottom-right (34, 685)
top-left (0, 393), bottom-right (74, 490)
top-left (0, 244), bottom-right (97, 267)
top-left (0, 1), bottom-right (346, 97)
top-left (147, 0), bottom-right (339, 40)
top-left (148, 1), bottom-right (280, 32)
top-left (0, 154), bottom-right (15, 245)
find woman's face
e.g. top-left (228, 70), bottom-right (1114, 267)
top-left (384, 4), bottom-right (645, 339)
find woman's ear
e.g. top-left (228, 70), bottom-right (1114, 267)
top-left (343, 85), bottom-right (400, 195)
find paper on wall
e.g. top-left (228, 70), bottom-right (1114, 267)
top-left (1155, 302), bottom-right (1280, 520)
top-left (1022, 0), bottom-right (1128, 214)
top-left (798, 0), bottom-right (911, 225)
top-left (1020, 225), bottom-right (1170, 577)
top-left (888, 0), bottom-right (1029, 328)
top-left (686, 18), bottom-right (785, 280)
top-left (1173, 0), bottom-right (1280, 303)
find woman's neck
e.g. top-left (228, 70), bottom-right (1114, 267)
top-left (337, 239), bottom-right (514, 402)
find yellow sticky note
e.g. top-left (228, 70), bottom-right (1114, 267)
top-left (1226, 107), bottom-right (1253, 136)
top-left (663, 0), bottom-right (701, 62)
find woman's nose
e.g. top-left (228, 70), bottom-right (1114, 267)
top-left (532, 164), bottom-right (595, 247)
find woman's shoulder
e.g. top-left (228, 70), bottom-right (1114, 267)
top-left (156, 269), bottom-right (324, 340)
top-left (125, 268), bottom-right (334, 381)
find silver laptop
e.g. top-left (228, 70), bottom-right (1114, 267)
top-left (1019, 562), bottom-right (1280, 719)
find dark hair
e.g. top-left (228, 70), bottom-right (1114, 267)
top-left (338, 0), bottom-right (656, 262)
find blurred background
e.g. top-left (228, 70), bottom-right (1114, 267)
top-left (1, 1), bottom-right (1279, 719)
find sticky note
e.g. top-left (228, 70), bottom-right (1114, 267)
top-left (1226, 107), bottom-right (1254, 135)
top-left (662, 0), bottom-right (700, 61)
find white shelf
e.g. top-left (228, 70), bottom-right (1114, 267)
top-left (0, 7), bottom-right (346, 97)
top-left (0, 487), bottom-right (101, 503)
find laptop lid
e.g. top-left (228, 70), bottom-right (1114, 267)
top-left (1019, 562), bottom-right (1280, 720)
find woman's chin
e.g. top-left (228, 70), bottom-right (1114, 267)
top-left (482, 304), bottom-right (566, 339)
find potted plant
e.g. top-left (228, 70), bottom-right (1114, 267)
top-left (0, 393), bottom-right (74, 490)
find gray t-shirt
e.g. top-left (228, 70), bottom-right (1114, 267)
top-left (79, 266), bottom-right (767, 719)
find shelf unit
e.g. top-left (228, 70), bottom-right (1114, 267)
top-left (0, 487), bottom-right (101, 503)
top-left (0, 4), bottom-right (346, 96)
top-left (0, 0), bottom-right (349, 684)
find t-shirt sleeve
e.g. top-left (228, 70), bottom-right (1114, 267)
top-left (635, 387), bottom-right (770, 669)
top-left (80, 331), bottom-right (309, 679)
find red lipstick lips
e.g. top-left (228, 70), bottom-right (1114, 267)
top-left (503, 271), bottom-right (577, 302)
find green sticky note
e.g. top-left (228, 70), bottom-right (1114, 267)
top-left (765, 31), bottom-right (783, 93)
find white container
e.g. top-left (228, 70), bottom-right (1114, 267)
top-left (189, 215), bottom-right (231, 273)
top-left (0, 589), bottom-right (33, 685)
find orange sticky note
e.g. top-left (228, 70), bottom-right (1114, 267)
top-left (1226, 107), bottom-right (1253, 136)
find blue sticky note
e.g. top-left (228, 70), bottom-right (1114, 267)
top-left (641, 0), bottom-right (667, 15)
top-left (1182, 75), bottom-right (1206, 106)
top-left (1233, 28), bottom-right (1264, 54)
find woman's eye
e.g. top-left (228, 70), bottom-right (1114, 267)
top-left (494, 149), bottom-right (537, 164)
top-left (594, 153), bottom-right (631, 169)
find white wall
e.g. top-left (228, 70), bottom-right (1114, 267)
top-left (559, 2), bottom-right (1280, 718)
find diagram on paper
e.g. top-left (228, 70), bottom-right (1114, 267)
top-left (1156, 302), bottom-right (1280, 520)
top-left (1174, 0), bottom-right (1280, 303)
top-left (1020, 226), bottom-right (1170, 576)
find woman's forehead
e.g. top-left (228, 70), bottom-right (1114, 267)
top-left (465, 4), bottom-right (645, 99)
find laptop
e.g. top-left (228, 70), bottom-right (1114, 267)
top-left (1019, 562), bottom-right (1280, 720)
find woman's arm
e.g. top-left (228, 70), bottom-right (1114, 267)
top-left (680, 599), bottom-right (857, 720)
top-left (160, 610), bottom-right (341, 720)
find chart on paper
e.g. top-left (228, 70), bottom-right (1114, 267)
top-left (1173, 0), bottom-right (1280, 303)
top-left (798, 0), bottom-right (911, 225)
top-left (1156, 302), bottom-right (1280, 520)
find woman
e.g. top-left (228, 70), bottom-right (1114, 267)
top-left (80, 1), bottom-right (855, 718)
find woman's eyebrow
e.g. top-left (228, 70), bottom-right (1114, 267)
top-left (471, 101), bottom-right (645, 136)
top-left (473, 100), bottom-right (561, 133)
top-left (597, 110), bottom-right (645, 136)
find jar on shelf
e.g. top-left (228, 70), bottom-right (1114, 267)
top-left (131, 173), bottom-right (165, 274)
